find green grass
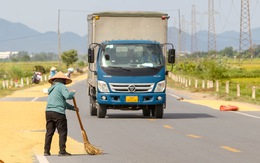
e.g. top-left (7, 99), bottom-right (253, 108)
top-left (0, 61), bottom-right (67, 76)
top-left (167, 76), bottom-right (260, 105)
top-left (0, 61), bottom-right (87, 97)
top-left (167, 58), bottom-right (260, 105)
top-left (228, 58), bottom-right (260, 70)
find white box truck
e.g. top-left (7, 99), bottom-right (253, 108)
top-left (87, 11), bottom-right (175, 118)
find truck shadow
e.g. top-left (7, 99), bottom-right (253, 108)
top-left (163, 113), bottom-right (216, 119)
top-left (106, 113), bottom-right (147, 119)
top-left (105, 113), bottom-right (215, 119)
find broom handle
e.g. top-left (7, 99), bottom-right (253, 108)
top-left (72, 97), bottom-right (85, 131)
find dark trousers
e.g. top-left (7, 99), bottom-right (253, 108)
top-left (44, 111), bottom-right (68, 153)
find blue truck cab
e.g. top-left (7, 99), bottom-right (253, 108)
top-left (88, 40), bottom-right (175, 118)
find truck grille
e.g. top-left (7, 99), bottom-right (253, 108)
top-left (109, 83), bottom-right (154, 92)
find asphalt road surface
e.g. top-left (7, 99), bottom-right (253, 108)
top-left (32, 79), bottom-right (260, 163)
top-left (1, 77), bottom-right (260, 163)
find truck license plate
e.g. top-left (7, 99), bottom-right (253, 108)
top-left (125, 96), bottom-right (138, 102)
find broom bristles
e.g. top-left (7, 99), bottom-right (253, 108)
top-left (84, 142), bottom-right (103, 155)
top-left (81, 130), bottom-right (103, 155)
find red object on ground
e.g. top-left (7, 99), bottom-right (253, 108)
top-left (220, 105), bottom-right (239, 111)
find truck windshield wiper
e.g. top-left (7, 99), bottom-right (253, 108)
top-left (108, 66), bottom-right (131, 71)
top-left (149, 67), bottom-right (159, 70)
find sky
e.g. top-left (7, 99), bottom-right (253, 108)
top-left (1, 0), bottom-right (260, 36)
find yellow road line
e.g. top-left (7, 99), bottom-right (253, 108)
top-left (221, 146), bottom-right (242, 153)
top-left (163, 125), bottom-right (173, 129)
top-left (187, 134), bottom-right (202, 139)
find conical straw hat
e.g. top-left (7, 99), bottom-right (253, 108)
top-left (50, 67), bottom-right (57, 71)
top-left (48, 71), bottom-right (72, 85)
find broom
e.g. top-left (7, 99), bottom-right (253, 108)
top-left (72, 97), bottom-right (103, 155)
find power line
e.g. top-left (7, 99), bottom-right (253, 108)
top-left (218, 0), bottom-right (233, 33)
top-left (0, 33), bottom-right (45, 43)
top-left (250, 0), bottom-right (259, 18)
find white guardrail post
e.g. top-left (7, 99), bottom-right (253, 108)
top-left (168, 73), bottom-right (258, 100)
top-left (252, 86), bottom-right (256, 99)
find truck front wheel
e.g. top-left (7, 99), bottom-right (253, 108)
top-left (148, 105), bottom-right (155, 116)
top-left (142, 109), bottom-right (150, 117)
top-left (97, 104), bottom-right (107, 118)
top-left (89, 96), bottom-right (97, 116)
top-left (155, 104), bottom-right (163, 118)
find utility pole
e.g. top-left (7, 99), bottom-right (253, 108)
top-left (208, 0), bottom-right (217, 54)
top-left (58, 9), bottom-right (61, 69)
top-left (177, 9), bottom-right (181, 63)
top-left (181, 15), bottom-right (186, 56)
top-left (173, 17), bottom-right (178, 46)
top-left (239, 0), bottom-right (252, 58)
top-left (191, 5), bottom-right (198, 57)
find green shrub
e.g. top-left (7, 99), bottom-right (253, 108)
top-left (0, 69), bottom-right (8, 79)
top-left (173, 59), bottom-right (230, 80)
top-left (8, 66), bottom-right (24, 79)
top-left (77, 61), bottom-right (85, 67)
top-left (33, 65), bottom-right (46, 74)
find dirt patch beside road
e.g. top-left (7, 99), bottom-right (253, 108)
top-left (170, 88), bottom-right (260, 111)
top-left (0, 102), bottom-right (85, 163)
top-left (0, 74), bottom-right (88, 163)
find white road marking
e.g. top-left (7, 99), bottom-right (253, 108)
top-left (233, 112), bottom-right (260, 119)
top-left (31, 97), bottom-right (38, 101)
top-left (35, 154), bottom-right (49, 163)
top-left (167, 93), bottom-right (181, 99)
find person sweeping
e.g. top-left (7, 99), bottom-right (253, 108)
top-left (44, 71), bottom-right (77, 156)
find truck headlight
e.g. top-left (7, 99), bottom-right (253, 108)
top-left (98, 81), bottom-right (109, 92)
top-left (154, 80), bottom-right (165, 92)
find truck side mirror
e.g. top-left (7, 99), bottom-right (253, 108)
top-left (105, 54), bottom-right (110, 60)
top-left (88, 48), bottom-right (94, 63)
top-left (168, 49), bottom-right (175, 63)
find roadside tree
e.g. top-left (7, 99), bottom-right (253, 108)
top-left (61, 49), bottom-right (78, 68)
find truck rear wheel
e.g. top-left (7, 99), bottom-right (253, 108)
top-left (155, 104), bottom-right (163, 118)
top-left (97, 104), bottom-right (107, 118)
top-left (89, 96), bottom-right (97, 116)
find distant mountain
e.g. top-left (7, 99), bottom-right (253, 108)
top-left (168, 27), bottom-right (260, 52)
top-left (0, 18), bottom-right (260, 53)
top-left (0, 19), bottom-right (87, 54)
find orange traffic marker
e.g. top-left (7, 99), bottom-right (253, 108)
top-left (220, 105), bottom-right (239, 111)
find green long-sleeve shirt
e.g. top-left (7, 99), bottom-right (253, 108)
top-left (46, 82), bottom-right (75, 114)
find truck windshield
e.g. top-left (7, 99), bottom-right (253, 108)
top-left (99, 44), bottom-right (164, 68)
